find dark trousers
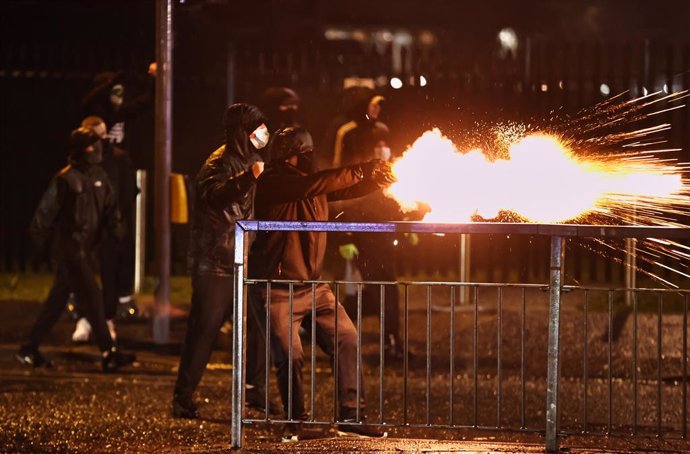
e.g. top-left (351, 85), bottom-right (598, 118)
top-left (348, 250), bottom-right (400, 342)
top-left (27, 258), bottom-right (114, 352)
top-left (246, 286), bottom-right (267, 390)
top-left (266, 283), bottom-right (363, 420)
top-left (174, 273), bottom-right (266, 399)
top-left (100, 233), bottom-right (134, 320)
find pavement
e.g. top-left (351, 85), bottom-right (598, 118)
top-left (2, 293), bottom-right (690, 453)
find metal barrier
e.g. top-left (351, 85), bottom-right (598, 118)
top-left (231, 221), bottom-right (690, 450)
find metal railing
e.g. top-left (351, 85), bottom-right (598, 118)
top-left (231, 221), bottom-right (690, 450)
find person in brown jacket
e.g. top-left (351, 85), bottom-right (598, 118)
top-left (249, 126), bottom-right (395, 440)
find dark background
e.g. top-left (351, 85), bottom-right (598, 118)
top-left (2, 0), bottom-right (690, 278)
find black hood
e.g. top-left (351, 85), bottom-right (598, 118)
top-left (259, 87), bottom-right (300, 131)
top-left (223, 103), bottom-right (267, 167)
top-left (68, 127), bottom-right (102, 166)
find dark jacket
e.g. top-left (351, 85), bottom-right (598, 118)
top-left (249, 162), bottom-right (378, 281)
top-left (187, 145), bottom-right (261, 276)
top-left (30, 163), bottom-right (121, 261)
top-left (100, 141), bottom-right (138, 222)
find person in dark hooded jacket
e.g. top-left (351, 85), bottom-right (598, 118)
top-left (16, 127), bottom-right (136, 373)
top-left (249, 126), bottom-right (395, 438)
top-left (172, 103), bottom-right (268, 419)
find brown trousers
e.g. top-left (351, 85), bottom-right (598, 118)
top-left (264, 283), bottom-right (364, 420)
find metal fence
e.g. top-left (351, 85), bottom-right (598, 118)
top-left (231, 221), bottom-right (690, 450)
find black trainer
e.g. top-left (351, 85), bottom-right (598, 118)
top-left (15, 345), bottom-right (53, 368)
top-left (337, 419), bottom-right (387, 438)
top-left (171, 394), bottom-right (199, 419)
top-left (101, 348), bottom-right (136, 373)
top-left (245, 386), bottom-right (283, 417)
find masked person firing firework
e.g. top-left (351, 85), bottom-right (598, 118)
top-left (249, 126), bottom-right (395, 440)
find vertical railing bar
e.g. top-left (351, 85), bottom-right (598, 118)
top-left (657, 292), bottom-right (663, 438)
top-left (231, 227), bottom-right (247, 448)
top-left (497, 287), bottom-right (503, 429)
top-left (310, 282), bottom-right (316, 422)
top-left (583, 289), bottom-right (589, 434)
top-left (607, 290), bottom-right (613, 435)
top-left (682, 293), bottom-right (688, 439)
top-left (356, 283), bottom-right (363, 423)
top-left (633, 290), bottom-right (638, 436)
top-left (545, 236), bottom-right (564, 452)
top-left (403, 284), bottom-right (409, 426)
top-left (287, 282), bottom-right (294, 421)
top-left (379, 284), bottom-right (385, 425)
top-left (426, 285), bottom-right (432, 426)
top-left (334, 283), bottom-right (340, 423)
top-left (473, 285), bottom-right (479, 428)
top-left (520, 287), bottom-right (526, 430)
top-left (265, 282), bottom-right (272, 420)
top-left (450, 285), bottom-right (456, 426)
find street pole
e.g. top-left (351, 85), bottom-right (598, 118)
top-left (153, 0), bottom-right (173, 344)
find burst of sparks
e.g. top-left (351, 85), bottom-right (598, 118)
top-left (385, 91), bottom-right (690, 286)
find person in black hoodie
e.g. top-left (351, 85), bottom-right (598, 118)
top-left (16, 128), bottom-right (136, 373)
top-left (70, 116), bottom-right (138, 343)
top-left (250, 126), bottom-right (395, 439)
top-left (172, 103), bottom-right (268, 419)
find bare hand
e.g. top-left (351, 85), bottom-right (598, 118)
top-left (251, 161), bottom-right (265, 179)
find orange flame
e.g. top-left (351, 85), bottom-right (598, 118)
top-left (387, 128), bottom-right (685, 223)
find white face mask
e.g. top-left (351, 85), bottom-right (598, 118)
top-left (374, 145), bottom-right (391, 162)
top-left (250, 124), bottom-right (270, 150)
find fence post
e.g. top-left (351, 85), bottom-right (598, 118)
top-left (231, 223), bottom-right (248, 448)
top-left (546, 236), bottom-right (564, 451)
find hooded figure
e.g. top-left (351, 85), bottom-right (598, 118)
top-left (247, 126), bottom-right (393, 437)
top-left (332, 91), bottom-right (389, 167)
top-left (173, 103), bottom-right (268, 419)
top-left (17, 128), bottom-right (136, 373)
top-left (259, 87), bottom-right (301, 132)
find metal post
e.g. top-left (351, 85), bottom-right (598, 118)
top-left (231, 225), bottom-right (248, 448)
top-left (459, 234), bottom-right (471, 304)
top-left (625, 238), bottom-right (637, 306)
top-left (546, 236), bottom-right (564, 452)
top-left (133, 169), bottom-right (147, 294)
top-left (153, 0), bottom-right (173, 344)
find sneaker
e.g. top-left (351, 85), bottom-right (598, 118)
top-left (116, 296), bottom-right (138, 319)
top-left (106, 319), bottom-right (117, 342)
top-left (337, 419), bottom-right (387, 438)
top-left (101, 348), bottom-right (136, 373)
top-left (171, 394), bottom-right (199, 419)
top-left (72, 317), bottom-right (92, 343)
top-left (15, 345), bottom-right (53, 368)
top-left (280, 423), bottom-right (323, 442)
top-left (246, 386), bottom-right (282, 417)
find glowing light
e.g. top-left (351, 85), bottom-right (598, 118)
top-left (419, 75), bottom-right (428, 87)
top-left (390, 77), bottom-right (403, 89)
top-left (540, 83), bottom-right (549, 92)
top-left (663, 84), bottom-right (669, 94)
top-left (387, 128), bottom-right (686, 224)
top-left (600, 83), bottom-right (611, 96)
top-left (498, 28), bottom-right (518, 52)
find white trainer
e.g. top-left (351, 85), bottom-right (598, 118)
top-left (106, 319), bottom-right (117, 341)
top-left (72, 317), bottom-right (92, 342)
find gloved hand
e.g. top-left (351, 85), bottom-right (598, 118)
top-left (360, 159), bottom-right (397, 188)
top-left (339, 243), bottom-right (359, 260)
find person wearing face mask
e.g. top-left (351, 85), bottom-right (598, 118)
top-left (82, 64), bottom-right (156, 152)
top-left (172, 104), bottom-right (267, 419)
top-left (257, 87), bottom-right (301, 164)
top-left (70, 116), bottom-right (139, 343)
top-left (337, 129), bottom-right (428, 361)
top-left (16, 128), bottom-right (136, 372)
top-left (249, 126), bottom-right (395, 440)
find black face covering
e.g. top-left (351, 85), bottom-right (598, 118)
top-left (295, 151), bottom-right (316, 174)
top-left (275, 108), bottom-right (298, 129)
top-left (83, 140), bottom-right (103, 165)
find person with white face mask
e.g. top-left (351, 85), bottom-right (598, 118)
top-left (172, 103), bottom-right (267, 419)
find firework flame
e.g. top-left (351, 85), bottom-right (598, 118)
top-left (387, 128), bottom-right (687, 224)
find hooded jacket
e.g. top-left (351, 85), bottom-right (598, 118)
top-left (187, 104), bottom-right (266, 276)
top-left (249, 162), bottom-right (379, 282)
top-left (30, 155), bottom-right (121, 261)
